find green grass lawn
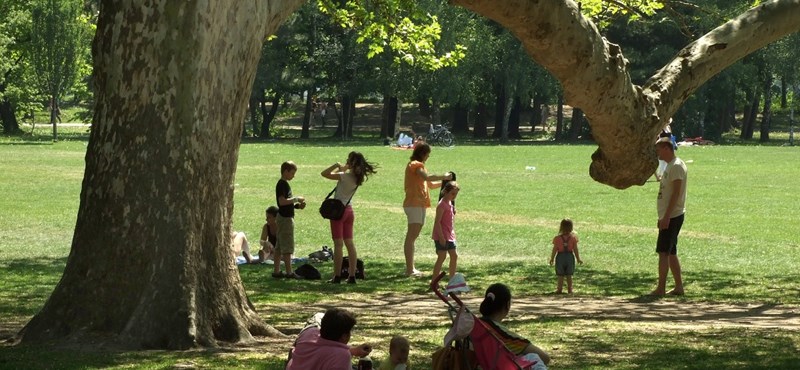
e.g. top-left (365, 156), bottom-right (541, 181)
top-left (1, 128), bottom-right (798, 369)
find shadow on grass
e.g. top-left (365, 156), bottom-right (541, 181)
top-left (0, 258), bottom-right (66, 318)
top-left (559, 327), bottom-right (799, 370)
top-left (2, 258), bottom-right (799, 369)
top-left (0, 344), bottom-right (289, 370)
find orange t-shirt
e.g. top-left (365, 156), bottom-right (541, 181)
top-left (403, 160), bottom-right (430, 208)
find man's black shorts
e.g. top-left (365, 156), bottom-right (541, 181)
top-left (656, 213), bottom-right (684, 255)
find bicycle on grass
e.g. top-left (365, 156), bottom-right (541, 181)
top-left (426, 123), bottom-right (456, 147)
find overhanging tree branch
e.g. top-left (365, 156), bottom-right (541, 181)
top-left (451, 0), bottom-right (800, 188)
top-left (645, 0), bottom-right (800, 121)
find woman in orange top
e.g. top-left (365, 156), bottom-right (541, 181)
top-left (402, 142), bottom-right (451, 277)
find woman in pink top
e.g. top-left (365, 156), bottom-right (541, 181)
top-left (432, 181), bottom-right (460, 282)
top-left (402, 142), bottom-right (451, 277)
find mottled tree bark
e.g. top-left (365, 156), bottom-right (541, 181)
top-left (452, 0), bottom-right (800, 188)
top-left (19, 0), bottom-right (304, 349)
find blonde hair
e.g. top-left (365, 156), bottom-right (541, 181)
top-left (389, 335), bottom-right (410, 352)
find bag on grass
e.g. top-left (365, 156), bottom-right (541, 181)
top-left (295, 263), bottom-right (321, 280)
top-left (340, 257), bottom-right (365, 279)
top-left (308, 246), bottom-right (332, 262)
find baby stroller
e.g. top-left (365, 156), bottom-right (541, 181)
top-left (430, 272), bottom-right (545, 370)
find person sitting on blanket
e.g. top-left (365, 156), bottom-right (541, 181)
top-left (479, 283), bottom-right (551, 367)
top-left (258, 206), bottom-right (279, 262)
top-left (286, 308), bottom-right (373, 370)
top-left (231, 230), bottom-right (274, 265)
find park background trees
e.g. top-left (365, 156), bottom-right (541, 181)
top-left (1, 0), bottom-right (92, 136)
top-left (3, 0), bottom-right (799, 147)
top-left (9, 0), bottom-right (800, 350)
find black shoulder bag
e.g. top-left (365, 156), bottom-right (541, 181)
top-left (319, 186), bottom-right (357, 220)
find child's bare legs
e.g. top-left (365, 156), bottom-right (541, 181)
top-left (404, 223), bottom-right (423, 275)
top-left (331, 239), bottom-right (344, 281)
top-left (447, 249), bottom-right (458, 278)
top-left (566, 275), bottom-right (573, 294)
top-left (282, 253), bottom-right (293, 275)
top-left (257, 249), bottom-right (266, 263)
top-left (556, 276), bottom-right (564, 294)
top-left (273, 254), bottom-right (282, 275)
top-left (432, 250), bottom-right (447, 281)
top-left (344, 239), bottom-right (357, 279)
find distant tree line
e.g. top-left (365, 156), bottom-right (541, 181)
top-left (2, 0), bottom-right (798, 143)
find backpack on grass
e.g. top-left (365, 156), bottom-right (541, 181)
top-left (295, 263), bottom-right (321, 280)
top-left (339, 257), bottom-right (365, 279)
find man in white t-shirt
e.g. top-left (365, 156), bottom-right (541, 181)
top-left (651, 135), bottom-right (687, 296)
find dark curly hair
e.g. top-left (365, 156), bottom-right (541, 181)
top-left (347, 151), bottom-right (378, 186)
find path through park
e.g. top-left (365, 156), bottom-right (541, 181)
top-left (251, 293), bottom-right (800, 357)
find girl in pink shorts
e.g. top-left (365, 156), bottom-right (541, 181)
top-left (320, 152), bottom-right (377, 284)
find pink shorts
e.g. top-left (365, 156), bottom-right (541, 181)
top-left (330, 206), bottom-right (355, 240)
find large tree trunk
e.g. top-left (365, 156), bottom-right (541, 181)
top-left (1, 68), bottom-right (22, 134)
top-left (50, 95), bottom-right (58, 142)
top-left (492, 84), bottom-right (505, 138)
top-left (417, 96), bottom-right (432, 119)
top-left (530, 93), bottom-right (545, 132)
top-left (453, 0), bottom-right (800, 188)
top-left (473, 103), bottom-right (488, 138)
top-left (555, 94), bottom-right (564, 140)
top-left (335, 94), bottom-right (355, 139)
top-left (301, 89), bottom-right (313, 139)
top-left (570, 107), bottom-right (584, 141)
top-left (760, 75), bottom-right (773, 142)
top-left (0, 97), bottom-right (20, 134)
top-left (508, 97), bottom-right (521, 139)
top-left (19, 0), bottom-right (303, 349)
top-left (741, 89), bottom-right (760, 140)
top-left (259, 94), bottom-right (280, 139)
top-left (346, 98), bottom-right (356, 138)
top-left (381, 95), bottom-right (399, 139)
top-left (452, 103), bottom-right (469, 134)
top-left (721, 92), bottom-right (736, 134)
top-left (248, 96), bottom-right (259, 136)
top-left (500, 96), bottom-right (512, 142)
top-left (780, 76), bottom-right (787, 108)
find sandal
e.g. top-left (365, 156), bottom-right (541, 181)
top-left (271, 272), bottom-right (285, 278)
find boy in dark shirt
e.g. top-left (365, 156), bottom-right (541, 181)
top-left (274, 161), bottom-right (306, 278)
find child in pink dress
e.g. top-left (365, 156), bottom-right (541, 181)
top-left (431, 181), bottom-right (460, 283)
